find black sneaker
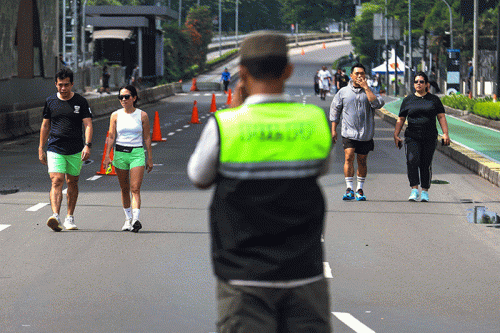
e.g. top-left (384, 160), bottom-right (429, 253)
top-left (131, 220), bottom-right (142, 233)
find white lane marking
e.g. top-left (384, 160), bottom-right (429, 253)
top-left (153, 164), bottom-right (163, 167)
top-left (300, 89), bottom-right (304, 95)
top-left (204, 93), bottom-right (211, 96)
top-left (168, 132), bottom-right (175, 136)
top-left (152, 143), bottom-right (158, 146)
top-left (62, 188), bottom-right (67, 195)
top-left (332, 312), bottom-right (376, 333)
top-left (323, 262), bottom-right (333, 278)
top-left (26, 203), bottom-right (49, 212)
top-left (193, 93), bottom-right (201, 96)
top-left (183, 125), bottom-right (190, 128)
top-left (87, 175), bottom-right (102, 181)
top-left (0, 224), bottom-right (11, 231)
top-left (321, 234), bottom-right (324, 242)
top-left (176, 129), bottom-right (183, 132)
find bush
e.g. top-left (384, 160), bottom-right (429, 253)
top-left (441, 94), bottom-right (492, 112)
top-left (473, 102), bottom-right (500, 120)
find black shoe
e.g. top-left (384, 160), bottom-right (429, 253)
top-left (131, 220), bottom-right (142, 233)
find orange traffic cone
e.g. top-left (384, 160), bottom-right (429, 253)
top-left (226, 89), bottom-right (232, 105)
top-left (151, 111), bottom-right (166, 142)
top-left (210, 94), bottom-right (217, 113)
top-left (190, 78), bottom-right (199, 91)
top-left (322, 42), bottom-right (326, 49)
top-left (96, 132), bottom-right (116, 176)
top-left (301, 49), bottom-right (305, 55)
top-left (189, 101), bottom-right (201, 124)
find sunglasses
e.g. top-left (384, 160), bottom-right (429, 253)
top-left (414, 80), bottom-right (426, 84)
top-left (118, 94), bottom-right (132, 100)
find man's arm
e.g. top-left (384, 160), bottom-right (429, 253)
top-left (39, 119), bottom-right (51, 165)
top-left (81, 117), bottom-right (93, 161)
top-left (187, 118), bottom-right (219, 189)
top-left (329, 93), bottom-right (343, 144)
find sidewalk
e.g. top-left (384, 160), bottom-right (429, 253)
top-left (380, 98), bottom-right (500, 187)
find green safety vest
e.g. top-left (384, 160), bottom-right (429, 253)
top-left (214, 102), bottom-right (332, 180)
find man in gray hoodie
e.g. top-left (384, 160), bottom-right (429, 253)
top-left (330, 63), bottom-right (385, 201)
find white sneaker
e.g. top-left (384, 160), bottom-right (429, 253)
top-left (122, 219), bottom-right (132, 231)
top-left (63, 216), bottom-right (78, 230)
top-left (47, 214), bottom-right (63, 232)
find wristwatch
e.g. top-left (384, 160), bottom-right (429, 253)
top-left (85, 142), bottom-right (92, 148)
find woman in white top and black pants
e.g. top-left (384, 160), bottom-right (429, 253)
top-left (104, 85), bottom-right (153, 232)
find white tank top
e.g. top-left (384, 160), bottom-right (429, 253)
top-left (115, 108), bottom-right (143, 146)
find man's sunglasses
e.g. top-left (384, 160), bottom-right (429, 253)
top-left (414, 80), bottom-right (426, 84)
top-left (118, 94), bottom-right (132, 100)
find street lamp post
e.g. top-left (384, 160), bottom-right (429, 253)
top-left (235, 0), bottom-right (239, 48)
top-left (219, 0), bottom-right (222, 57)
top-left (178, 0), bottom-right (182, 27)
top-left (442, 0), bottom-right (453, 49)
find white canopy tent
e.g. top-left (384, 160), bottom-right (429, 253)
top-left (372, 49), bottom-right (405, 75)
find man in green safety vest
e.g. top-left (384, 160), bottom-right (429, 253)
top-left (188, 31), bottom-right (332, 332)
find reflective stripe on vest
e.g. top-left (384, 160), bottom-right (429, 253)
top-left (214, 103), bottom-right (331, 180)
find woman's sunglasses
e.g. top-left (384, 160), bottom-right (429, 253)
top-left (414, 80), bottom-right (426, 84)
top-left (118, 94), bottom-right (132, 100)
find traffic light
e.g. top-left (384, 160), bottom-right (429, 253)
top-left (443, 35), bottom-right (451, 48)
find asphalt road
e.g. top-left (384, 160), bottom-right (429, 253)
top-left (1, 40), bottom-right (500, 332)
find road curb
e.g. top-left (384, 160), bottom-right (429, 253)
top-left (376, 107), bottom-right (500, 187)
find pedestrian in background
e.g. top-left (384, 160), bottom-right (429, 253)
top-left (372, 73), bottom-right (381, 93)
top-left (39, 68), bottom-right (93, 231)
top-left (314, 70), bottom-right (320, 95)
top-left (394, 72), bottom-right (450, 202)
top-left (129, 65), bottom-right (141, 90)
top-left (188, 31), bottom-right (332, 332)
top-left (338, 69), bottom-right (349, 90)
top-left (103, 85), bottom-right (153, 232)
top-left (330, 63), bottom-right (385, 201)
top-left (220, 67), bottom-right (231, 94)
top-left (318, 65), bottom-right (332, 100)
top-left (333, 67), bottom-right (343, 94)
top-left (99, 65), bottom-right (111, 94)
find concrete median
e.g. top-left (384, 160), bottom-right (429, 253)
top-left (0, 82), bottom-right (181, 142)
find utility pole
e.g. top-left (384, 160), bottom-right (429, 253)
top-left (385, 0), bottom-right (389, 93)
top-left (409, 0), bottom-right (412, 81)
top-left (497, 3), bottom-right (500, 98)
top-left (472, 0), bottom-right (478, 98)
top-left (219, 0), bottom-right (222, 57)
top-left (235, 0), bottom-right (239, 47)
top-left (178, 0), bottom-right (182, 27)
top-left (442, 0), bottom-right (453, 49)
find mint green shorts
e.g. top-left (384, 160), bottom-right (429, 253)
top-left (47, 151), bottom-right (83, 176)
top-left (113, 147), bottom-right (145, 170)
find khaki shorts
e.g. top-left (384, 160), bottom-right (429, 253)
top-left (217, 278), bottom-right (331, 332)
top-left (47, 151), bottom-right (83, 176)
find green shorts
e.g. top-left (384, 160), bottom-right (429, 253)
top-left (113, 146), bottom-right (145, 170)
top-left (47, 151), bottom-right (83, 176)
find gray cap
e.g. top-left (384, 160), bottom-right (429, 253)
top-left (240, 31), bottom-right (288, 62)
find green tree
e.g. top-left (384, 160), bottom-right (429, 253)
top-left (279, 0), bottom-right (345, 30)
top-left (163, 23), bottom-right (191, 81)
top-left (350, 1), bottom-right (384, 66)
top-left (184, 6), bottom-right (213, 69)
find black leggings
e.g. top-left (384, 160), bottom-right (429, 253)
top-left (405, 137), bottom-right (437, 189)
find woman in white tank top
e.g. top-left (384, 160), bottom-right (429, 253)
top-left (104, 85), bottom-right (153, 232)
